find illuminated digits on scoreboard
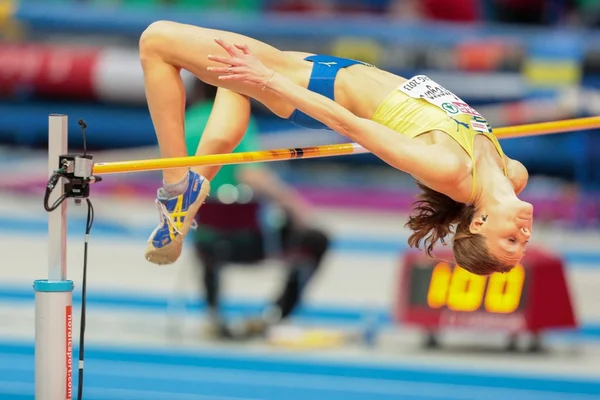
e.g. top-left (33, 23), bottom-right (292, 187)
top-left (447, 266), bottom-right (487, 312)
top-left (427, 263), bottom-right (525, 313)
top-left (427, 263), bottom-right (452, 308)
top-left (484, 264), bottom-right (525, 313)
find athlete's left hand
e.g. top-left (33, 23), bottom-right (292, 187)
top-left (207, 38), bottom-right (274, 89)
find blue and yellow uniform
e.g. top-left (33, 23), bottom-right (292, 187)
top-left (286, 55), bottom-right (372, 129)
top-left (370, 75), bottom-right (508, 204)
top-left (285, 59), bottom-right (508, 204)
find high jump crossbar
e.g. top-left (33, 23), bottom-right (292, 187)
top-left (92, 115), bottom-right (600, 176)
top-left (36, 113), bottom-right (600, 400)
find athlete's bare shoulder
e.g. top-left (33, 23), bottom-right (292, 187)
top-left (506, 157), bottom-right (529, 195)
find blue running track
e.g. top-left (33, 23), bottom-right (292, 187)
top-left (2, 341), bottom-right (600, 400)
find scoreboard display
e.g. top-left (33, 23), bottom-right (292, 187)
top-left (396, 247), bottom-right (577, 334)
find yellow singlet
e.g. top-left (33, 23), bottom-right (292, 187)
top-left (370, 76), bottom-right (508, 204)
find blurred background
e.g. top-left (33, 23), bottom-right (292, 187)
top-left (2, 0), bottom-right (600, 399)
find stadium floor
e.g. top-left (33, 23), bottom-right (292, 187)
top-left (3, 193), bottom-right (600, 399)
top-left (2, 338), bottom-right (600, 400)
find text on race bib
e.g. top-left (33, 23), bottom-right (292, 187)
top-left (399, 75), bottom-right (482, 119)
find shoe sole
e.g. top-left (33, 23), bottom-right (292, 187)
top-left (144, 177), bottom-right (211, 265)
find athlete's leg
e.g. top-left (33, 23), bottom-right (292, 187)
top-left (140, 21), bottom-right (307, 265)
top-left (191, 87), bottom-right (252, 181)
top-left (139, 20), bottom-right (303, 183)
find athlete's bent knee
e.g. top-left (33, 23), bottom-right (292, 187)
top-left (139, 20), bottom-right (179, 59)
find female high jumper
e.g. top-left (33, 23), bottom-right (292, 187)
top-left (140, 21), bottom-right (532, 275)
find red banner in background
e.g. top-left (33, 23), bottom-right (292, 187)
top-left (0, 43), bottom-right (99, 100)
top-left (0, 43), bottom-right (197, 104)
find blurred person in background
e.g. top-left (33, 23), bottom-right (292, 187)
top-left (489, 0), bottom-right (574, 25)
top-left (388, 0), bottom-right (574, 25)
top-left (267, 0), bottom-right (335, 14)
top-left (489, 0), bottom-right (548, 24)
top-left (571, 0), bottom-right (600, 26)
top-left (184, 82), bottom-right (330, 339)
top-left (388, 0), bottom-right (480, 22)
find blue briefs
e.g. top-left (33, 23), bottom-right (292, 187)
top-left (286, 55), bottom-right (371, 130)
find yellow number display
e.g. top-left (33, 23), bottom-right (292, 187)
top-left (427, 263), bottom-right (452, 308)
top-left (426, 262), bottom-right (526, 313)
top-left (484, 264), bottom-right (526, 313)
top-left (447, 266), bottom-right (487, 312)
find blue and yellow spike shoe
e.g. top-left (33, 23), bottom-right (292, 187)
top-left (145, 170), bottom-right (210, 265)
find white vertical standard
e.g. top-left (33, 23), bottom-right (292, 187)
top-left (34, 114), bottom-right (75, 400)
top-left (47, 114), bottom-right (68, 281)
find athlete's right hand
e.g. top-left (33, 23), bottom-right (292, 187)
top-left (207, 38), bottom-right (275, 90)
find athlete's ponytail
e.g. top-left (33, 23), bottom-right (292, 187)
top-left (406, 182), bottom-right (510, 276)
top-left (406, 182), bottom-right (465, 256)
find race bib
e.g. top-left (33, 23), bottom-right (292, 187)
top-left (399, 75), bottom-right (482, 118)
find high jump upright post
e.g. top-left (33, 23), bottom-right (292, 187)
top-left (34, 114), bottom-right (74, 400)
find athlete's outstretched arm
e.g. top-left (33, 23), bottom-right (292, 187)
top-left (207, 39), bottom-right (461, 183)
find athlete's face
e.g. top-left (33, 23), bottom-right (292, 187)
top-left (470, 201), bottom-right (534, 268)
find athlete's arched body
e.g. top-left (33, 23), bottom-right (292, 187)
top-left (140, 21), bottom-right (532, 275)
